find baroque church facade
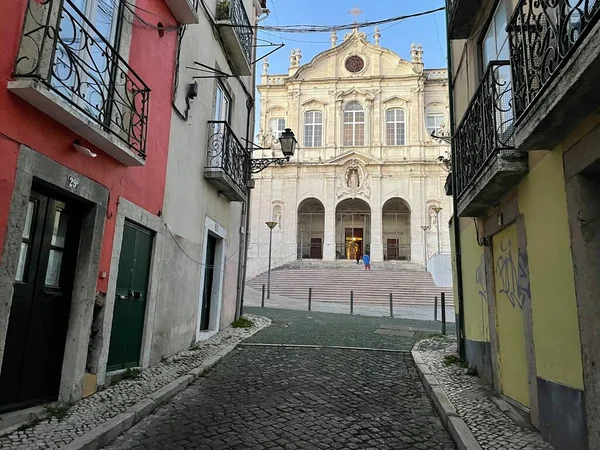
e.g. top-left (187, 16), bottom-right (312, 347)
top-left (247, 28), bottom-right (452, 279)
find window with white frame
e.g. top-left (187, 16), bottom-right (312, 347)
top-left (55, 0), bottom-right (122, 115)
top-left (269, 118), bottom-right (286, 140)
top-left (304, 111), bottom-right (323, 147)
top-left (343, 101), bottom-right (365, 146)
top-left (214, 82), bottom-right (231, 122)
top-left (386, 109), bottom-right (406, 145)
top-left (482, 0), bottom-right (511, 68)
top-left (426, 114), bottom-right (445, 136)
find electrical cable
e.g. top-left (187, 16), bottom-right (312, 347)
top-left (255, 7), bottom-right (445, 33)
top-left (165, 223), bottom-right (246, 268)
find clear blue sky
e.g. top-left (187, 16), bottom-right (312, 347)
top-left (256, 0), bottom-right (447, 78)
top-left (253, 0), bottom-right (447, 140)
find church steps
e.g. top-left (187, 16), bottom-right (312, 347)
top-left (247, 267), bottom-right (452, 307)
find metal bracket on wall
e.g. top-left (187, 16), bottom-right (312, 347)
top-left (187, 62), bottom-right (233, 79)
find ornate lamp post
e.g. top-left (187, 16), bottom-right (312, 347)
top-left (420, 225), bottom-right (430, 269)
top-left (432, 206), bottom-right (443, 254)
top-left (250, 128), bottom-right (298, 173)
top-left (265, 221), bottom-right (278, 299)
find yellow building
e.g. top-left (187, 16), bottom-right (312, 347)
top-left (447, 1), bottom-right (600, 449)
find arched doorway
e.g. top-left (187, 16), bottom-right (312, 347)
top-left (297, 198), bottom-right (325, 259)
top-left (336, 198), bottom-right (371, 260)
top-left (382, 198), bottom-right (411, 260)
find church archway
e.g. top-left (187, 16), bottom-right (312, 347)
top-left (382, 198), bottom-right (411, 260)
top-left (297, 198), bottom-right (325, 259)
top-left (335, 198), bottom-right (371, 260)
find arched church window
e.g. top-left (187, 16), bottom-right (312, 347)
top-left (304, 111), bottom-right (323, 147)
top-left (343, 101), bottom-right (365, 147)
top-left (386, 108), bottom-right (406, 146)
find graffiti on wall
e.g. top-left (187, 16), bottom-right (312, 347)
top-left (476, 253), bottom-right (487, 304)
top-left (495, 240), bottom-right (531, 310)
top-left (518, 247), bottom-right (532, 307)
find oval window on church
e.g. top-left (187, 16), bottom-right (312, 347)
top-left (345, 55), bottom-right (365, 73)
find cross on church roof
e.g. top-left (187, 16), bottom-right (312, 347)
top-left (348, 5), bottom-right (364, 24)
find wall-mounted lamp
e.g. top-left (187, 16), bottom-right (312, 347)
top-left (73, 141), bottom-right (97, 158)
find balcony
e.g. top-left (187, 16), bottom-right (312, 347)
top-left (508, 0), bottom-right (600, 150)
top-left (447, 0), bottom-right (482, 39)
top-left (9, 0), bottom-right (149, 166)
top-left (454, 61), bottom-right (528, 217)
top-left (215, 0), bottom-right (253, 76)
top-left (204, 121), bottom-right (250, 202)
top-left (164, 0), bottom-right (199, 24)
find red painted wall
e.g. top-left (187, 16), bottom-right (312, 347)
top-left (0, 0), bottom-right (177, 292)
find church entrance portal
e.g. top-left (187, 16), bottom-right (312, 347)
top-left (297, 198), bottom-right (325, 260)
top-left (336, 199), bottom-right (370, 260)
top-left (382, 198), bottom-right (411, 260)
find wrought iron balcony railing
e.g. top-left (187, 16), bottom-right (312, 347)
top-left (508, 0), bottom-right (600, 122)
top-left (205, 121), bottom-right (250, 197)
top-left (216, 0), bottom-right (253, 63)
top-left (13, 0), bottom-right (150, 159)
top-left (454, 61), bottom-right (515, 199)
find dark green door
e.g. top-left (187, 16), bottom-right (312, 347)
top-left (107, 221), bottom-right (153, 371)
top-left (0, 190), bottom-right (82, 412)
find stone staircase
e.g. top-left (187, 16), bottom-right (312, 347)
top-left (247, 261), bottom-right (453, 307)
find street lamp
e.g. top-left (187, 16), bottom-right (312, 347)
top-left (250, 128), bottom-right (298, 173)
top-left (420, 225), bottom-right (430, 270)
top-left (265, 221), bottom-right (278, 299)
top-left (432, 206), bottom-right (443, 254)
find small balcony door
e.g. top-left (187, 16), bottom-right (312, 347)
top-left (53, 0), bottom-right (123, 121)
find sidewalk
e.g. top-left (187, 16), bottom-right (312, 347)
top-left (413, 336), bottom-right (553, 450)
top-left (0, 315), bottom-right (270, 450)
top-left (244, 285), bottom-right (456, 322)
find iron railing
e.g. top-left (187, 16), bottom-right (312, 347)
top-left (297, 243), bottom-right (324, 260)
top-left (453, 61), bottom-right (515, 199)
top-left (508, 0), bottom-right (600, 122)
top-left (206, 121), bottom-right (250, 194)
top-left (216, 0), bottom-right (253, 63)
top-left (447, 0), bottom-right (458, 24)
top-left (14, 0), bottom-right (150, 158)
top-left (383, 244), bottom-right (411, 261)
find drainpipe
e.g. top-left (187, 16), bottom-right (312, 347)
top-left (446, 7), bottom-right (466, 360)
top-left (235, 5), bottom-right (265, 319)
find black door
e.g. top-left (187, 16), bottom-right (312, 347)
top-left (107, 221), bottom-right (153, 371)
top-left (200, 235), bottom-right (217, 331)
top-left (0, 190), bottom-right (82, 412)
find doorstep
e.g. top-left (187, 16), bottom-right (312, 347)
top-left (0, 315), bottom-right (270, 450)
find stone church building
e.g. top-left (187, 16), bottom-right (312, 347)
top-left (247, 28), bottom-right (452, 279)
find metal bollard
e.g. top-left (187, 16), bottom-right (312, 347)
top-left (350, 290), bottom-right (354, 315)
top-left (308, 287), bottom-right (312, 311)
top-left (434, 296), bottom-right (438, 322)
top-left (389, 293), bottom-right (394, 318)
top-left (441, 292), bottom-right (447, 335)
top-left (261, 284), bottom-right (265, 308)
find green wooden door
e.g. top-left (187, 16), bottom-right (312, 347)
top-left (107, 221), bottom-right (153, 371)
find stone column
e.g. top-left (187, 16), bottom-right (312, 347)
top-left (323, 175), bottom-right (336, 261)
top-left (370, 174), bottom-right (383, 262)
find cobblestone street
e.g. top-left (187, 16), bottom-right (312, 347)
top-left (105, 309), bottom-right (454, 449)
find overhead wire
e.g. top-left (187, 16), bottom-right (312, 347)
top-left (255, 7), bottom-right (444, 33)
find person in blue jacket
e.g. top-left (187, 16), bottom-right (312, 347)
top-left (362, 253), bottom-right (371, 270)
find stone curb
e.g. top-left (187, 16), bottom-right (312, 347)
top-left (64, 322), bottom-right (268, 450)
top-left (411, 349), bottom-right (482, 450)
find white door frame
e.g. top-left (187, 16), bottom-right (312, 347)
top-left (196, 216), bottom-right (227, 341)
